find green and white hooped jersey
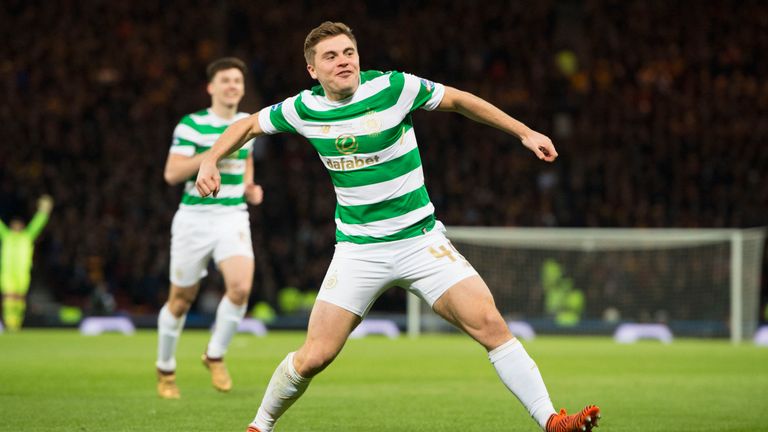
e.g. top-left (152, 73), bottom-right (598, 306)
top-left (170, 108), bottom-right (253, 212)
top-left (258, 70), bottom-right (445, 244)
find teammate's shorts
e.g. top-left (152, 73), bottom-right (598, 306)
top-left (169, 209), bottom-right (253, 287)
top-left (316, 222), bottom-right (479, 317)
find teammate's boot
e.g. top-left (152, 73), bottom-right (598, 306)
top-left (246, 425), bottom-right (262, 432)
top-left (202, 354), bottom-right (232, 392)
top-left (157, 369), bottom-right (180, 399)
top-left (546, 405), bottom-right (601, 432)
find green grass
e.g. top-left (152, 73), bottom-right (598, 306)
top-left (1, 330), bottom-right (767, 431)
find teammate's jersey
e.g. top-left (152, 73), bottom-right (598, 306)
top-left (170, 108), bottom-right (253, 212)
top-left (0, 211), bottom-right (48, 276)
top-left (258, 70), bottom-right (445, 244)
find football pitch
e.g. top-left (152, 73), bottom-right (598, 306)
top-left (1, 330), bottom-right (767, 431)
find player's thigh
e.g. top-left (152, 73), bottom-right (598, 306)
top-left (218, 255), bottom-right (254, 303)
top-left (432, 275), bottom-right (511, 350)
top-left (316, 242), bottom-right (394, 317)
top-left (169, 211), bottom-right (215, 286)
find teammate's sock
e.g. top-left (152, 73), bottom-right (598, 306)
top-left (206, 296), bottom-right (247, 359)
top-left (251, 352), bottom-right (311, 432)
top-left (489, 338), bottom-right (556, 429)
top-left (3, 298), bottom-right (20, 331)
top-left (16, 298), bottom-right (26, 329)
top-left (156, 304), bottom-right (186, 372)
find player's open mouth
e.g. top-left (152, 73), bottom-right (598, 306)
top-left (337, 70), bottom-right (353, 78)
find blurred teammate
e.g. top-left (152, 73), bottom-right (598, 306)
top-left (0, 195), bottom-right (53, 331)
top-left (156, 57), bottom-right (264, 399)
top-left (196, 23), bottom-right (600, 431)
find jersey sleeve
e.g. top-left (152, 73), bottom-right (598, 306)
top-left (258, 96), bottom-right (299, 135)
top-left (169, 116), bottom-right (198, 157)
top-left (0, 218), bottom-right (8, 239)
top-left (402, 72), bottom-right (446, 112)
top-left (25, 210), bottom-right (50, 240)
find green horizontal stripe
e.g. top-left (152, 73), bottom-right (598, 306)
top-left (270, 104), bottom-right (298, 134)
top-left (309, 121), bottom-right (412, 156)
top-left (174, 137), bottom-right (197, 147)
top-left (185, 173), bottom-right (244, 185)
top-left (220, 173), bottom-right (244, 185)
top-left (181, 195), bottom-right (245, 206)
top-left (180, 116), bottom-right (229, 134)
top-left (336, 186), bottom-right (430, 224)
top-left (335, 214), bottom-right (436, 244)
top-left (410, 80), bottom-right (434, 112)
top-left (194, 147), bottom-right (248, 159)
top-left (328, 147), bottom-right (422, 188)
top-left (296, 72), bottom-right (404, 122)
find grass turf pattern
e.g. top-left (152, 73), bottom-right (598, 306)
top-left (1, 330), bottom-right (766, 431)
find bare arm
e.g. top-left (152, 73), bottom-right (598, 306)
top-left (196, 114), bottom-right (264, 197)
top-left (437, 86), bottom-right (558, 162)
top-left (164, 153), bottom-right (209, 186)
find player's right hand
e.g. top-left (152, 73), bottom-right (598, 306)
top-left (196, 158), bottom-right (221, 197)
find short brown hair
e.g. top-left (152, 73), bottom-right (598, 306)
top-left (206, 57), bottom-right (247, 82)
top-left (304, 21), bottom-right (356, 65)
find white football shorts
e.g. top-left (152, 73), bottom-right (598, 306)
top-left (169, 209), bottom-right (253, 287)
top-left (317, 223), bottom-right (479, 317)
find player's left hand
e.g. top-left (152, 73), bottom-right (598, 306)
top-left (37, 194), bottom-right (54, 213)
top-left (521, 130), bottom-right (558, 162)
top-left (245, 183), bottom-right (264, 206)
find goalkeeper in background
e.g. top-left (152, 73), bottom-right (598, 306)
top-left (0, 195), bottom-right (53, 331)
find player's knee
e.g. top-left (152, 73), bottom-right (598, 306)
top-left (467, 309), bottom-right (508, 337)
top-left (225, 280), bottom-right (251, 305)
top-left (296, 348), bottom-right (338, 377)
top-left (168, 296), bottom-right (194, 316)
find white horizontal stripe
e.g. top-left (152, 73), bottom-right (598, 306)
top-left (300, 74), bottom-right (392, 111)
top-left (335, 203), bottom-right (434, 238)
top-left (217, 158), bottom-right (246, 175)
top-left (318, 127), bottom-right (417, 172)
top-left (169, 146), bottom-right (195, 157)
top-left (175, 123), bottom-right (216, 145)
top-left (183, 183), bottom-right (245, 198)
top-left (334, 165), bottom-right (424, 206)
top-left (189, 110), bottom-right (249, 126)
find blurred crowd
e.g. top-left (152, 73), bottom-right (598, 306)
top-left (1, 0), bottom-right (766, 316)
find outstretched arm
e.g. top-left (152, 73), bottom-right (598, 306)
top-left (196, 114), bottom-right (264, 197)
top-left (26, 195), bottom-right (53, 240)
top-left (436, 86), bottom-right (558, 162)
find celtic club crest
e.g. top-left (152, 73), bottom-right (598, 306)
top-left (335, 133), bottom-right (358, 155)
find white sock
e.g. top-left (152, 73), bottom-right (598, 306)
top-left (489, 338), bottom-right (556, 429)
top-left (250, 352), bottom-right (311, 432)
top-left (156, 304), bottom-right (186, 372)
top-left (207, 296), bottom-right (247, 359)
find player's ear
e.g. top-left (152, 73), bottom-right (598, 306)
top-left (206, 82), bottom-right (214, 96)
top-left (307, 63), bottom-right (318, 80)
